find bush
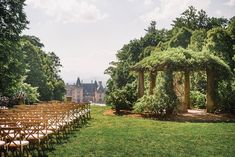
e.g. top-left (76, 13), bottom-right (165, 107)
top-left (134, 92), bottom-right (178, 115)
top-left (214, 80), bottom-right (235, 113)
top-left (190, 91), bottom-right (206, 109)
top-left (134, 71), bottom-right (179, 115)
top-left (105, 82), bottom-right (137, 113)
top-left (0, 78), bottom-right (39, 107)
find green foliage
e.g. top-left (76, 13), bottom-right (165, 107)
top-left (172, 6), bottom-right (198, 30)
top-left (227, 16), bottom-right (235, 41)
top-left (190, 91), bottom-right (206, 109)
top-left (134, 48), bottom-right (232, 79)
top-left (155, 41), bottom-right (169, 51)
top-left (169, 27), bottom-right (192, 48)
top-left (0, 0), bottom-right (28, 41)
top-left (188, 29), bottom-right (207, 51)
top-left (0, 0), bottom-right (28, 96)
top-left (21, 36), bottom-right (65, 101)
top-left (105, 21), bottom-right (169, 110)
top-left (172, 6), bottom-right (228, 30)
top-left (190, 72), bottom-right (207, 93)
top-left (205, 27), bottom-right (234, 67)
top-left (134, 71), bottom-right (179, 115)
top-left (0, 40), bottom-right (26, 97)
top-left (203, 27), bottom-right (235, 112)
top-left (141, 46), bottom-right (155, 59)
top-left (106, 6), bottom-right (235, 114)
top-left (15, 77), bottom-right (39, 104)
top-left (53, 79), bottom-right (66, 101)
top-left (105, 82), bottom-right (137, 111)
top-left (0, 0), bottom-right (65, 106)
top-left (214, 80), bottom-right (235, 112)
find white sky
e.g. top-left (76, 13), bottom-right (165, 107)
top-left (23, 0), bottom-right (235, 84)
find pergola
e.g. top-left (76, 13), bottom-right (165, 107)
top-left (132, 48), bottom-right (231, 113)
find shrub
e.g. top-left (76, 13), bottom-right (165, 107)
top-left (106, 82), bottom-right (137, 113)
top-left (134, 71), bottom-right (179, 115)
top-left (190, 91), bottom-right (206, 109)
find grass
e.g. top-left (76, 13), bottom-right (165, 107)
top-left (48, 106), bottom-right (235, 157)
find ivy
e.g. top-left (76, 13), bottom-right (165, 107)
top-left (133, 48), bottom-right (232, 80)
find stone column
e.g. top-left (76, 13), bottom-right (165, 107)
top-left (149, 72), bottom-right (157, 95)
top-left (138, 71), bottom-right (145, 98)
top-left (184, 71), bottom-right (190, 111)
top-left (184, 71), bottom-right (190, 108)
top-left (206, 69), bottom-right (215, 113)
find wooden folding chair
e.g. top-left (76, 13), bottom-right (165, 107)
top-left (1, 127), bottom-right (29, 157)
top-left (0, 127), bottom-right (7, 157)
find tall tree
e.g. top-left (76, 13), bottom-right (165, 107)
top-left (0, 0), bottom-right (28, 98)
top-left (188, 29), bottom-right (207, 51)
top-left (172, 6), bottom-right (228, 30)
top-left (0, 0), bottom-right (28, 41)
top-left (205, 28), bottom-right (234, 67)
top-left (168, 27), bottom-right (192, 48)
top-left (144, 21), bottom-right (157, 34)
top-left (21, 36), bottom-right (65, 101)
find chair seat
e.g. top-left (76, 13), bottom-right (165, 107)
top-left (0, 140), bottom-right (5, 146)
top-left (48, 125), bottom-right (60, 130)
top-left (41, 130), bottom-right (54, 135)
top-left (7, 140), bottom-right (29, 147)
top-left (8, 133), bottom-right (21, 139)
top-left (26, 134), bottom-right (45, 140)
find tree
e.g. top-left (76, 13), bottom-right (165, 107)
top-left (172, 6), bottom-right (198, 30)
top-left (205, 27), bottom-right (234, 67)
top-left (227, 16), bottom-right (235, 43)
top-left (0, 0), bottom-right (28, 98)
top-left (168, 27), bottom-right (192, 48)
top-left (0, 0), bottom-right (28, 41)
top-left (53, 79), bottom-right (66, 101)
top-left (207, 17), bottom-right (228, 29)
top-left (21, 36), bottom-right (65, 101)
top-left (144, 21), bottom-right (157, 34)
top-left (0, 41), bottom-right (26, 96)
top-left (172, 6), bottom-right (228, 30)
top-left (188, 29), bottom-right (207, 51)
top-left (0, 1), bottom-right (65, 106)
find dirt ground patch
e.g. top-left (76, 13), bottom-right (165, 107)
top-left (103, 109), bottom-right (235, 122)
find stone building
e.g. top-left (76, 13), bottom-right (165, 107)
top-left (66, 77), bottom-right (105, 103)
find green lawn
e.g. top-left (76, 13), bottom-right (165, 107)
top-left (48, 106), bottom-right (235, 157)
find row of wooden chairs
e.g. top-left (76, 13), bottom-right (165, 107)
top-left (0, 102), bottom-right (91, 156)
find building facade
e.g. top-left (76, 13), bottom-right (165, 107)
top-left (66, 77), bottom-right (105, 103)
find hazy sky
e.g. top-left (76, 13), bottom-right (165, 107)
top-left (23, 0), bottom-right (235, 84)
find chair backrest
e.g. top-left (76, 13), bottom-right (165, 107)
top-left (1, 127), bottom-right (23, 146)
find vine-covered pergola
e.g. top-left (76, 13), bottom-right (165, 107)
top-left (132, 48), bottom-right (231, 113)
